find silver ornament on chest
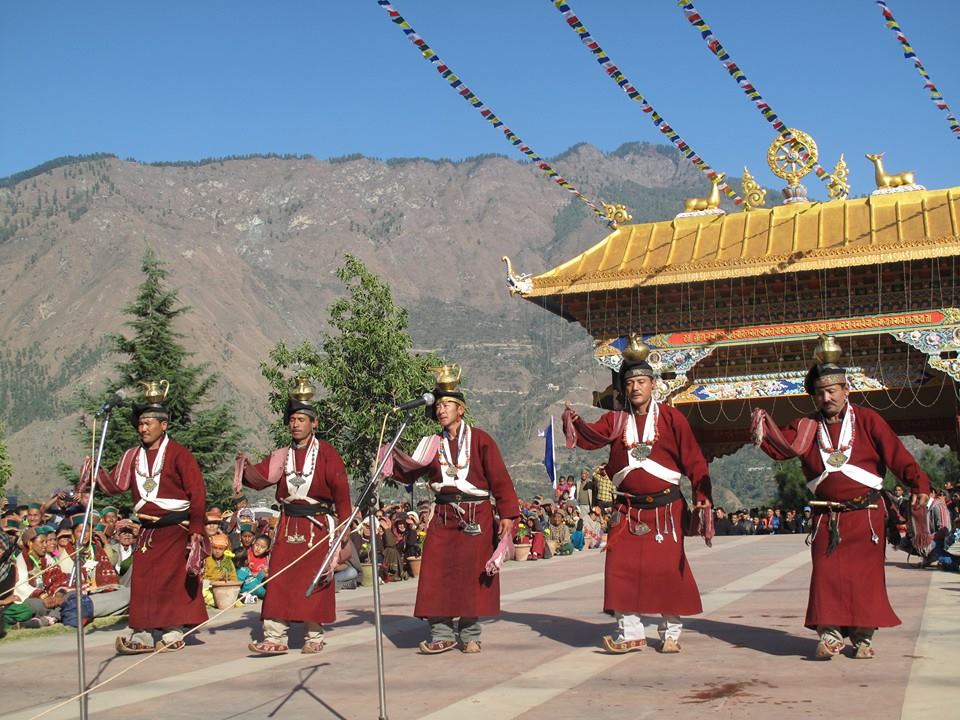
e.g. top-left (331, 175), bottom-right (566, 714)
top-left (445, 465), bottom-right (460, 479)
top-left (143, 478), bottom-right (157, 493)
top-left (826, 451), bottom-right (847, 468)
top-left (631, 445), bottom-right (652, 462)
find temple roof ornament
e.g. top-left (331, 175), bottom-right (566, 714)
top-left (767, 128), bottom-right (818, 205)
top-left (741, 166), bottom-right (767, 210)
top-left (865, 152), bottom-right (925, 195)
top-left (827, 154), bottom-right (850, 200)
top-left (501, 255), bottom-right (532, 295)
top-left (676, 172), bottom-right (726, 219)
top-left (601, 201), bottom-right (633, 227)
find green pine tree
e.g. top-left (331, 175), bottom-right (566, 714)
top-left (261, 254), bottom-right (444, 485)
top-left (70, 248), bottom-right (244, 511)
top-left (770, 458), bottom-right (812, 509)
top-left (0, 421), bottom-right (12, 497)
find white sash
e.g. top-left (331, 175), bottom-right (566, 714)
top-left (809, 407), bottom-right (883, 492)
top-left (612, 406), bottom-right (683, 487)
top-left (133, 435), bottom-right (191, 513)
top-left (429, 425), bottom-right (486, 496)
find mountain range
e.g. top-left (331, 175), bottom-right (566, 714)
top-left (1, 142), bottom-right (765, 505)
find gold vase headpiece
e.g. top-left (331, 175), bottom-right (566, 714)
top-left (290, 374), bottom-right (316, 402)
top-left (137, 379), bottom-right (170, 404)
top-left (813, 334), bottom-right (843, 364)
top-left (430, 364), bottom-right (462, 393)
top-left (620, 335), bottom-right (651, 364)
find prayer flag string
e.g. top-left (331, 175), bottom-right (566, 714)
top-left (875, 1), bottom-right (960, 140)
top-left (550, 0), bottom-right (743, 206)
top-left (676, 1), bottom-right (844, 195)
top-left (374, 0), bottom-right (614, 226)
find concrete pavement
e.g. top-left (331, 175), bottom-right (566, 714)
top-left (0, 535), bottom-right (955, 720)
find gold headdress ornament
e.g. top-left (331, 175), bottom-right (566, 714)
top-left (429, 364), bottom-right (462, 393)
top-left (290, 374), bottom-right (316, 402)
top-left (813, 334), bottom-right (843, 364)
top-left (620, 335), bottom-right (651, 364)
top-left (137, 379), bottom-right (170, 404)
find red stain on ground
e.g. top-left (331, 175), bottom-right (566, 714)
top-left (683, 681), bottom-right (753, 703)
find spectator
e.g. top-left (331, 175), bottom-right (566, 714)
top-left (202, 534), bottom-right (238, 607)
top-left (800, 506), bottom-right (814, 533)
top-left (549, 512), bottom-right (573, 555)
top-left (594, 465), bottom-right (615, 510)
top-left (232, 523), bottom-right (256, 569)
top-left (577, 468), bottom-right (595, 508)
top-left (713, 507), bottom-right (736, 536)
top-left (237, 535), bottom-right (271, 602)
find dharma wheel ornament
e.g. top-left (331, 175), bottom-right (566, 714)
top-left (813, 334), bottom-right (843, 364)
top-left (768, 128), bottom-right (818, 204)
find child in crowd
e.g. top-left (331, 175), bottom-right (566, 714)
top-left (202, 533), bottom-right (238, 608)
top-left (237, 535), bottom-right (271, 603)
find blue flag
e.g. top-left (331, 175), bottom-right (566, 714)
top-left (543, 417), bottom-right (557, 489)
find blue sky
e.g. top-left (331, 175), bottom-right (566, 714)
top-left (2, 1), bottom-right (958, 201)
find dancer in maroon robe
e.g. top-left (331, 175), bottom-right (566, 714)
top-left (237, 388), bottom-right (352, 655)
top-left (385, 364), bottom-right (520, 655)
top-left (95, 392), bottom-right (208, 654)
top-left (751, 338), bottom-right (930, 659)
top-left (563, 340), bottom-right (712, 654)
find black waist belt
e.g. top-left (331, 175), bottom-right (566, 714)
top-left (615, 485), bottom-right (682, 510)
top-left (282, 501), bottom-right (335, 517)
top-left (139, 510), bottom-right (189, 528)
top-left (811, 490), bottom-right (882, 514)
top-left (435, 492), bottom-right (489, 505)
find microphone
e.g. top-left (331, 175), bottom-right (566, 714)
top-left (95, 390), bottom-right (127, 417)
top-left (393, 392), bottom-right (435, 413)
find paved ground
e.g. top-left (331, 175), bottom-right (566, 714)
top-left (1, 535), bottom-right (956, 720)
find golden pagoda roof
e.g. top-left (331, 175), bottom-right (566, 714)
top-left (519, 186), bottom-right (960, 297)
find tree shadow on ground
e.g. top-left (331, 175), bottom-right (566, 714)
top-left (685, 617), bottom-right (813, 658)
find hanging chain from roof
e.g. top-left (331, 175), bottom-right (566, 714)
top-left (550, 1), bottom-right (744, 207)
top-left (375, 0), bottom-right (615, 228)
top-left (677, 1), bottom-right (846, 198)
top-left (876, 2), bottom-right (960, 141)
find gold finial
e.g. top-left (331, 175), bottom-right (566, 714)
top-left (601, 201), bottom-right (632, 227)
top-left (828, 154), bottom-right (850, 199)
top-left (813, 334), bottom-right (843, 364)
top-left (767, 129), bottom-right (818, 187)
top-left (290, 374), bottom-right (316, 402)
top-left (741, 166), bottom-right (767, 210)
top-left (683, 172), bottom-right (725, 213)
top-left (864, 152), bottom-right (916, 190)
top-left (138, 379), bottom-right (170, 404)
top-left (621, 334), bottom-right (651, 363)
top-left (430, 363), bottom-right (462, 392)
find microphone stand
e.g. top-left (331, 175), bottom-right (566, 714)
top-left (306, 410), bottom-right (416, 720)
top-left (74, 407), bottom-right (114, 720)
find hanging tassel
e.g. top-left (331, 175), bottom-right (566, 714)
top-left (826, 511), bottom-right (841, 555)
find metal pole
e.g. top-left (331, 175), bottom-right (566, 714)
top-left (367, 495), bottom-right (389, 720)
top-left (74, 410), bottom-right (113, 720)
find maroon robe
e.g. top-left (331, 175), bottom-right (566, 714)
top-left (569, 406), bottom-right (712, 615)
top-left (761, 404), bottom-right (930, 629)
top-left (99, 437), bottom-right (208, 629)
top-left (392, 427), bottom-right (520, 618)
top-left (244, 441), bottom-right (351, 625)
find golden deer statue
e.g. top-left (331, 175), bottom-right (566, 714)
top-left (865, 153), bottom-right (915, 189)
top-left (683, 173), bottom-right (725, 212)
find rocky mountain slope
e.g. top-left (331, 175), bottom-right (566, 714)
top-left (0, 142), bottom-right (725, 499)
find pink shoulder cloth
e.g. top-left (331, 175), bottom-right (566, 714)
top-left (750, 408), bottom-right (816, 458)
top-left (561, 408), bottom-right (627, 449)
